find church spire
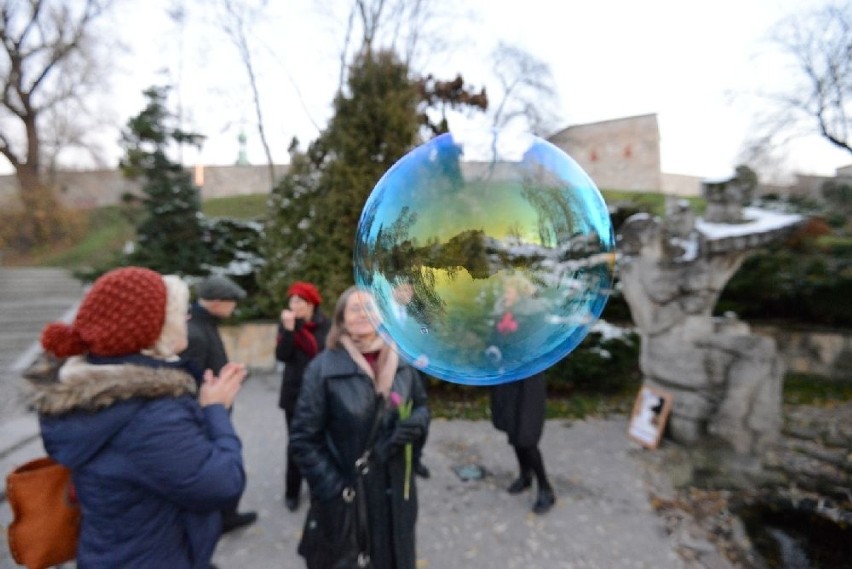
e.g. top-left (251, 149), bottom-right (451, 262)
top-left (236, 129), bottom-right (249, 165)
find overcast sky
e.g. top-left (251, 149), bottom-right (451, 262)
top-left (93, 0), bottom-right (852, 182)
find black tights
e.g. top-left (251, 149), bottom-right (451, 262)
top-left (513, 445), bottom-right (552, 491)
top-left (284, 411), bottom-right (302, 499)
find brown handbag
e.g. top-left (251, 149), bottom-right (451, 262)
top-left (6, 456), bottom-right (80, 569)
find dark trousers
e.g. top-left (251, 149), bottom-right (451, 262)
top-left (284, 410), bottom-right (303, 499)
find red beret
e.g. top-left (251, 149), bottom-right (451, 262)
top-left (287, 281), bottom-right (322, 306)
top-left (41, 267), bottom-right (167, 358)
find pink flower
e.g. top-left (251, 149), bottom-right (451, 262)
top-left (389, 391), bottom-right (402, 409)
top-left (497, 312), bottom-right (519, 334)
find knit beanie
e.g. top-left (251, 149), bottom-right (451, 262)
top-left (287, 281), bottom-right (322, 306)
top-left (41, 267), bottom-right (167, 358)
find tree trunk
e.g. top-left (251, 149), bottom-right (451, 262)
top-left (13, 164), bottom-right (69, 251)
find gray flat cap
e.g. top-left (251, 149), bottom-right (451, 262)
top-left (197, 275), bottom-right (246, 301)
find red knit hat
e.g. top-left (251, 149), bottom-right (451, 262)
top-left (41, 267), bottom-right (167, 358)
top-left (287, 281), bottom-right (322, 306)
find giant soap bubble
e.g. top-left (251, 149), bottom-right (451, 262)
top-left (354, 129), bottom-right (615, 386)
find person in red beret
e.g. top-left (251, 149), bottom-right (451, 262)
top-left (31, 266), bottom-right (248, 568)
top-left (275, 281), bottom-right (330, 512)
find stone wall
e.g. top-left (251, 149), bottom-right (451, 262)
top-left (0, 164), bottom-right (289, 211)
top-left (753, 325), bottom-right (852, 379)
top-left (197, 164), bottom-right (288, 200)
top-left (548, 114), bottom-right (662, 192)
top-left (220, 322), bottom-right (278, 371)
top-left (221, 321), bottom-right (851, 380)
top-left (5, 113), bottom-right (837, 208)
top-left (660, 172), bottom-right (703, 197)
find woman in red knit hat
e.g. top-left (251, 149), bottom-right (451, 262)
top-left (31, 266), bottom-right (248, 569)
top-left (275, 281), bottom-right (330, 512)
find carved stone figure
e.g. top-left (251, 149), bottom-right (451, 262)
top-left (617, 185), bottom-right (802, 454)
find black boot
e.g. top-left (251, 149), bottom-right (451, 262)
top-left (532, 487), bottom-right (556, 514)
top-left (507, 474), bottom-right (532, 494)
top-left (284, 494), bottom-right (300, 512)
top-left (221, 511), bottom-right (258, 533)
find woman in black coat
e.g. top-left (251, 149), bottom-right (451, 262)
top-left (490, 373), bottom-right (555, 514)
top-left (489, 273), bottom-right (556, 514)
top-left (290, 286), bottom-right (430, 569)
top-left (275, 281), bottom-right (330, 512)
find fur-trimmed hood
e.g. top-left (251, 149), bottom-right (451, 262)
top-left (29, 356), bottom-right (197, 415)
top-left (34, 356), bottom-right (198, 471)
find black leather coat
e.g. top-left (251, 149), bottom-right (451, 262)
top-left (290, 346), bottom-right (429, 569)
top-left (274, 311), bottom-right (330, 412)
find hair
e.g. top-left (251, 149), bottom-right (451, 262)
top-left (325, 285), bottom-right (364, 349)
top-left (503, 272), bottom-right (536, 297)
top-left (143, 275), bottom-right (189, 360)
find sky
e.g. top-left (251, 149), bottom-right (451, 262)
top-left (39, 0), bottom-right (852, 181)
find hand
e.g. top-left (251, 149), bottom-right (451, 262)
top-left (390, 418), bottom-right (423, 446)
top-left (198, 362), bottom-right (248, 409)
top-left (281, 309), bottom-right (296, 330)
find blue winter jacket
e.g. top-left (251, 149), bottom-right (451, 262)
top-left (33, 355), bottom-right (246, 569)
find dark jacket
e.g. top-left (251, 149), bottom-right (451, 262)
top-left (33, 355), bottom-right (246, 569)
top-left (490, 372), bottom-right (547, 447)
top-left (290, 347), bottom-right (430, 569)
top-left (274, 310), bottom-right (330, 412)
top-left (181, 302), bottom-right (228, 378)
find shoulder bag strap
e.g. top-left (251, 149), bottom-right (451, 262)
top-left (351, 394), bottom-right (384, 568)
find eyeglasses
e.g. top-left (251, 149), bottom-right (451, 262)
top-left (346, 296), bottom-right (377, 316)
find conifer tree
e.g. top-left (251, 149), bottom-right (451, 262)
top-left (259, 49), bottom-right (420, 311)
top-left (119, 86), bottom-right (209, 275)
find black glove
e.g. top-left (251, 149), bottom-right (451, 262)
top-left (372, 434), bottom-right (397, 464)
top-left (390, 418), bottom-right (423, 446)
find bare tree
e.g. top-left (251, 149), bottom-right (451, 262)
top-left (328, 0), bottom-right (468, 95)
top-left (489, 41), bottom-right (560, 136)
top-left (213, 0), bottom-right (276, 187)
top-left (0, 0), bottom-right (115, 249)
top-left (747, 1), bottom-right (852, 166)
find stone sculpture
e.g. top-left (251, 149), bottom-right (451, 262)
top-left (617, 173), bottom-right (802, 453)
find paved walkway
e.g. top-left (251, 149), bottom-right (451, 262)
top-left (214, 373), bottom-right (690, 569)
top-left (0, 268), bottom-right (732, 569)
top-left (0, 268), bottom-right (84, 423)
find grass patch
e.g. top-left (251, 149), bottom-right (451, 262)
top-left (9, 206), bottom-right (134, 270)
top-left (9, 195), bottom-right (270, 270)
top-left (426, 382), bottom-right (636, 421)
top-left (202, 194), bottom-right (268, 219)
top-left (430, 372), bottom-right (852, 421)
top-left (783, 373), bottom-right (852, 405)
top-left (602, 190), bottom-right (706, 216)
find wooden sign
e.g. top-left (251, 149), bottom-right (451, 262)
top-left (627, 385), bottom-right (673, 449)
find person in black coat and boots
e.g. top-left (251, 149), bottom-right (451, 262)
top-left (275, 281), bottom-right (330, 512)
top-left (180, 274), bottom-right (258, 534)
top-left (488, 273), bottom-right (556, 514)
top-left (490, 373), bottom-right (556, 514)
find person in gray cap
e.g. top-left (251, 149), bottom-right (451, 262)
top-left (180, 274), bottom-right (258, 534)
